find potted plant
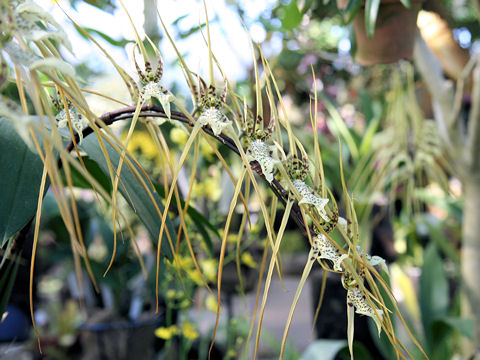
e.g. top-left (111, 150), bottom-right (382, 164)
top-left (338, 0), bottom-right (423, 65)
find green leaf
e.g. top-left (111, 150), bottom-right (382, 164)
top-left (80, 136), bottom-right (175, 260)
top-left (437, 317), bottom-right (474, 339)
top-left (420, 243), bottom-right (449, 350)
top-left (178, 23), bottom-right (208, 39)
top-left (81, 27), bottom-right (134, 48)
top-left (399, 0), bottom-right (411, 8)
top-left (365, 0), bottom-right (380, 38)
top-left (0, 118), bottom-right (44, 246)
top-left (342, 0), bottom-right (362, 24)
top-left (423, 220), bottom-right (459, 265)
top-left (280, 0), bottom-right (303, 31)
top-left (66, 156), bottom-right (112, 193)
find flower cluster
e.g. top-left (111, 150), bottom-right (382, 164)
top-left (285, 154), bottom-right (387, 337)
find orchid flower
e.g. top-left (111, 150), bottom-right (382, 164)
top-left (347, 286), bottom-right (384, 336)
top-left (246, 139), bottom-right (279, 183)
top-left (293, 179), bottom-right (330, 222)
top-left (311, 233), bottom-right (348, 271)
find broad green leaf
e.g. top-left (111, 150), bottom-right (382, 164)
top-left (365, 0), bottom-right (380, 38)
top-left (400, 0), bottom-right (411, 8)
top-left (80, 136), bottom-right (175, 260)
top-left (0, 118), bottom-right (44, 246)
top-left (66, 156), bottom-right (113, 193)
top-left (423, 220), bottom-right (459, 265)
top-left (436, 317), bottom-right (474, 339)
top-left (338, 342), bottom-right (372, 360)
top-left (420, 243), bottom-right (449, 350)
top-left (280, 0), bottom-right (302, 31)
top-left (342, 0), bottom-right (362, 24)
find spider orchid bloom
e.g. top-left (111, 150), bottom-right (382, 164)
top-left (139, 81), bottom-right (175, 120)
top-left (56, 107), bottom-right (89, 144)
top-left (197, 107), bottom-right (231, 136)
top-left (347, 286), bottom-right (384, 336)
top-left (293, 179), bottom-right (330, 222)
top-left (246, 139), bottom-right (279, 183)
top-left (356, 246), bottom-right (388, 273)
top-left (311, 233), bottom-right (348, 272)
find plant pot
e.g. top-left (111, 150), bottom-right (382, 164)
top-left (344, 0), bottom-right (423, 66)
top-left (417, 10), bottom-right (470, 81)
top-left (79, 311), bottom-right (164, 360)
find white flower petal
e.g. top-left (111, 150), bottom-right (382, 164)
top-left (140, 82), bottom-right (175, 119)
top-left (56, 108), bottom-right (89, 144)
top-left (355, 246), bottom-right (388, 273)
top-left (311, 234), bottom-right (347, 271)
top-left (347, 287), bottom-right (384, 336)
top-left (369, 255), bottom-right (388, 273)
top-left (197, 108), bottom-right (231, 136)
top-left (246, 140), bottom-right (278, 183)
top-left (293, 180), bottom-right (330, 221)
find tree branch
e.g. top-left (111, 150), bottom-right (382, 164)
top-left (467, 62), bottom-right (480, 173)
top-left (62, 104), bottom-right (318, 243)
top-left (413, 33), bottom-right (463, 168)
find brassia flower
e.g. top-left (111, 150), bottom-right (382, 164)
top-left (194, 79), bottom-right (231, 136)
top-left (197, 107), bottom-right (231, 136)
top-left (243, 114), bottom-right (278, 182)
top-left (356, 246), bottom-right (388, 273)
top-left (50, 93), bottom-right (89, 144)
top-left (293, 179), bottom-right (330, 222)
top-left (310, 233), bottom-right (347, 272)
top-left (247, 139), bottom-right (279, 183)
top-left (134, 50), bottom-right (175, 119)
top-left (55, 107), bottom-right (89, 144)
top-left (347, 286), bottom-right (384, 336)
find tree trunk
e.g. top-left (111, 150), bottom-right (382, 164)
top-left (461, 177), bottom-right (480, 357)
